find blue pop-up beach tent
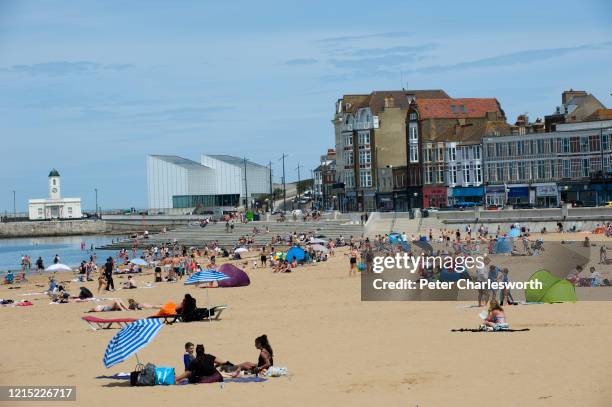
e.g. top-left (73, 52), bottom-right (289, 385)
top-left (286, 247), bottom-right (305, 262)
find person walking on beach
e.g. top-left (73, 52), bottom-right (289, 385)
top-left (36, 257), bottom-right (44, 273)
top-left (348, 247), bottom-right (359, 276)
top-left (53, 254), bottom-right (60, 264)
top-left (104, 257), bottom-right (115, 291)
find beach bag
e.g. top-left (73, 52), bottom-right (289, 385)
top-left (264, 367), bottom-right (288, 377)
top-left (154, 367), bottom-right (175, 385)
top-left (137, 363), bottom-right (157, 386)
top-left (79, 287), bottom-right (93, 299)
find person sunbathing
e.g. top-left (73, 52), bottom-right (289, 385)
top-left (482, 300), bottom-right (508, 330)
top-left (231, 334), bottom-right (274, 376)
top-left (127, 299), bottom-right (160, 310)
top-left (175, 344), bottom-right (227, 384)
top-left (87, 299), bottom-right (129, 312)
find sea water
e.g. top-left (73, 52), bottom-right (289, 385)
top-left (0, 234), bottom-right (129, 272)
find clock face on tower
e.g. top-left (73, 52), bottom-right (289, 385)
top-left (51, 188), bottom-right (57, 193)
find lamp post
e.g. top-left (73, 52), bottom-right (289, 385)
top-left (94, 188), bottom-right (98, 219)
top-left (12, 190), bottom-right (16, 217)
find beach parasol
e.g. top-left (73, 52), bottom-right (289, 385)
top-left (103, 319), bottom-right (163, 368)
top-left (310, 244), bottom-right (328, 253)
top-left (129, 258), bottom-right (148, 266)
top-left (44, 263), bottom-right (72, 272)
top-left (309, 238), bottom-right (327, 244)
top-left (234, 247), bottom-right (248, 254)
top-left (184, 270), bottom-right (229, 320)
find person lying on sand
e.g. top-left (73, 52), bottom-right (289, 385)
top-left (230, 334), bottom-right (274, 377)
top-left (87, 299), bottom-right (129, 312)
top-left (482, 300), bottom-right (508, 330)
top-left (127, 299), bottom-right (160, 310)
top-left (175, 344), bottom-right (227, 384)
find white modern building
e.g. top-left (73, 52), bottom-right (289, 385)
top-left (147, 154), bottom-right (271, 213)
top-left (28, 169), bottom-right (83, 220)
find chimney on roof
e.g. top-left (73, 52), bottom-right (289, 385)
top-left (562, 89), bottom-right (587, 105)
top-left (384, 97), bottom-right (395, 108)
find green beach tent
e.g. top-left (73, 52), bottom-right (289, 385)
top-left (525, 269), bottom-right (577, 303)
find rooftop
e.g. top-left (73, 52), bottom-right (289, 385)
top-left (205, 154), bottom-right (268, 169)
top-left (149, 155), bottom-right (209, 170)
top-left (414, 98), bottom-right (502, 119)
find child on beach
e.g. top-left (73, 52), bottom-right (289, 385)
top-left (184, 342), bottom-right (195, 369)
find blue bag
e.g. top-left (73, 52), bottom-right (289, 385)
top-left (154, 367), bottom-right (175, 385)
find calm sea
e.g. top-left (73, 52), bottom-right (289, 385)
top-left (0, 235), bottom-right (127, 272)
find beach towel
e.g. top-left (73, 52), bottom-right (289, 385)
top-left (224, 377), bottom-right (268, 383)
top-left (451, 328), bottom-right (530, 332)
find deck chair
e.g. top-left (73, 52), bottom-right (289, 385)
top-left (82, 316), bottom-right (137, 330)
top-left (209, 305), bottom-right (228, 321)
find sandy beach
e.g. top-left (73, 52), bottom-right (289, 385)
top-left (1, 232), bottom-right (612, 407)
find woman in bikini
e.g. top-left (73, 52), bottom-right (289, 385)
top-left (483, 300), bottom-right (508, 329)
top-left (87, 299), bottom-right (129, 312)
top-left (127, 299), bottom-right (161, 310)
top-left (231, 335), bottom-right (274, 376)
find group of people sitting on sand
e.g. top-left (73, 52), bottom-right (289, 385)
top-left (177, 335), bottom-right (274, 383)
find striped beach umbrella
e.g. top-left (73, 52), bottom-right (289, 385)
top-left (184, 270), bottom-right (229, 321)
top-left (103, 319), bottom-right (163, 368)
top-left (184, 270), bottom-right (229, 285)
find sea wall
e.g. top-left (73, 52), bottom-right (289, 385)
top-left (0, 220), bottom-right (108, 238)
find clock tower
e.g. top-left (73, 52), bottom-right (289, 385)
top-left (48, 168), bottom-right (61, 200)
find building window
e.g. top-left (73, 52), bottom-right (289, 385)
top-left (409, 145), bottom-right (419, 163)
top-left (562, 160), bottom-right (570, 178)
top-left (345, 171), bottom-right (354, 188)
top-left (450, 165), bottom-right (457, 184)
top-left (561, 138), bottom-right (569, 153)
top-left (409, 124), bottom-right (418, 142)
top-left (517, 162), bottom-right (525, 180)
top-left (425, 166), bottom-right (433, 184)
top-left (582, 158), bottom-right (589, 177)
top-left (448, 147), bottom-right (456, 161)
top-left (37, 208), bottom-right (43, 216)
top-left (344, 134), bottom-right (353, 146)
top-left (358, 131), bottom-right (370, 145)
top-left (437, 166), bottom-right (444, 183)
top-left (496, 163), bottom-right (503, 182)
top-left (463, 163), bottom-right (470, 184)
top-left (346, 152), bottom-right (354, 165)
top-left (475, 163), bottom-right (482, 184)
top-left (358, 150), bottom-right (371, 167)
top-left (550, 160), bottom-right (557, 178)
top-left (474, 146), bottom-right (481, 160)
top-left (360, 170), bottom-right (372, 188)
top-left (602, 134), bottom-right (609, 151)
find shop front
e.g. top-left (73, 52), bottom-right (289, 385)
top-left (422, 186), bottom-right (447, 208)
top-left (484, 185), bottom-right (506, 206)
top-left (450, 186), bottom-right (484, 206)
top-left (559, 182), bottom-right (612, 206)
top-left (506, 185), bottom-right (529, 205)
top-left (535, 183), bottom-right (559, 207)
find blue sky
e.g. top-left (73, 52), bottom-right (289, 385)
top-left (1, 0), bottom-right (611, 211)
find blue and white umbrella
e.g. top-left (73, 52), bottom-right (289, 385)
top-left (129, 258), bottom-right (148, 266)
top-left (103, 319), bottom-right (163, 368)
top-left (184, 270), bottom-right (229, 321)
top-left (184, 270), bottom-right (229, 285)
